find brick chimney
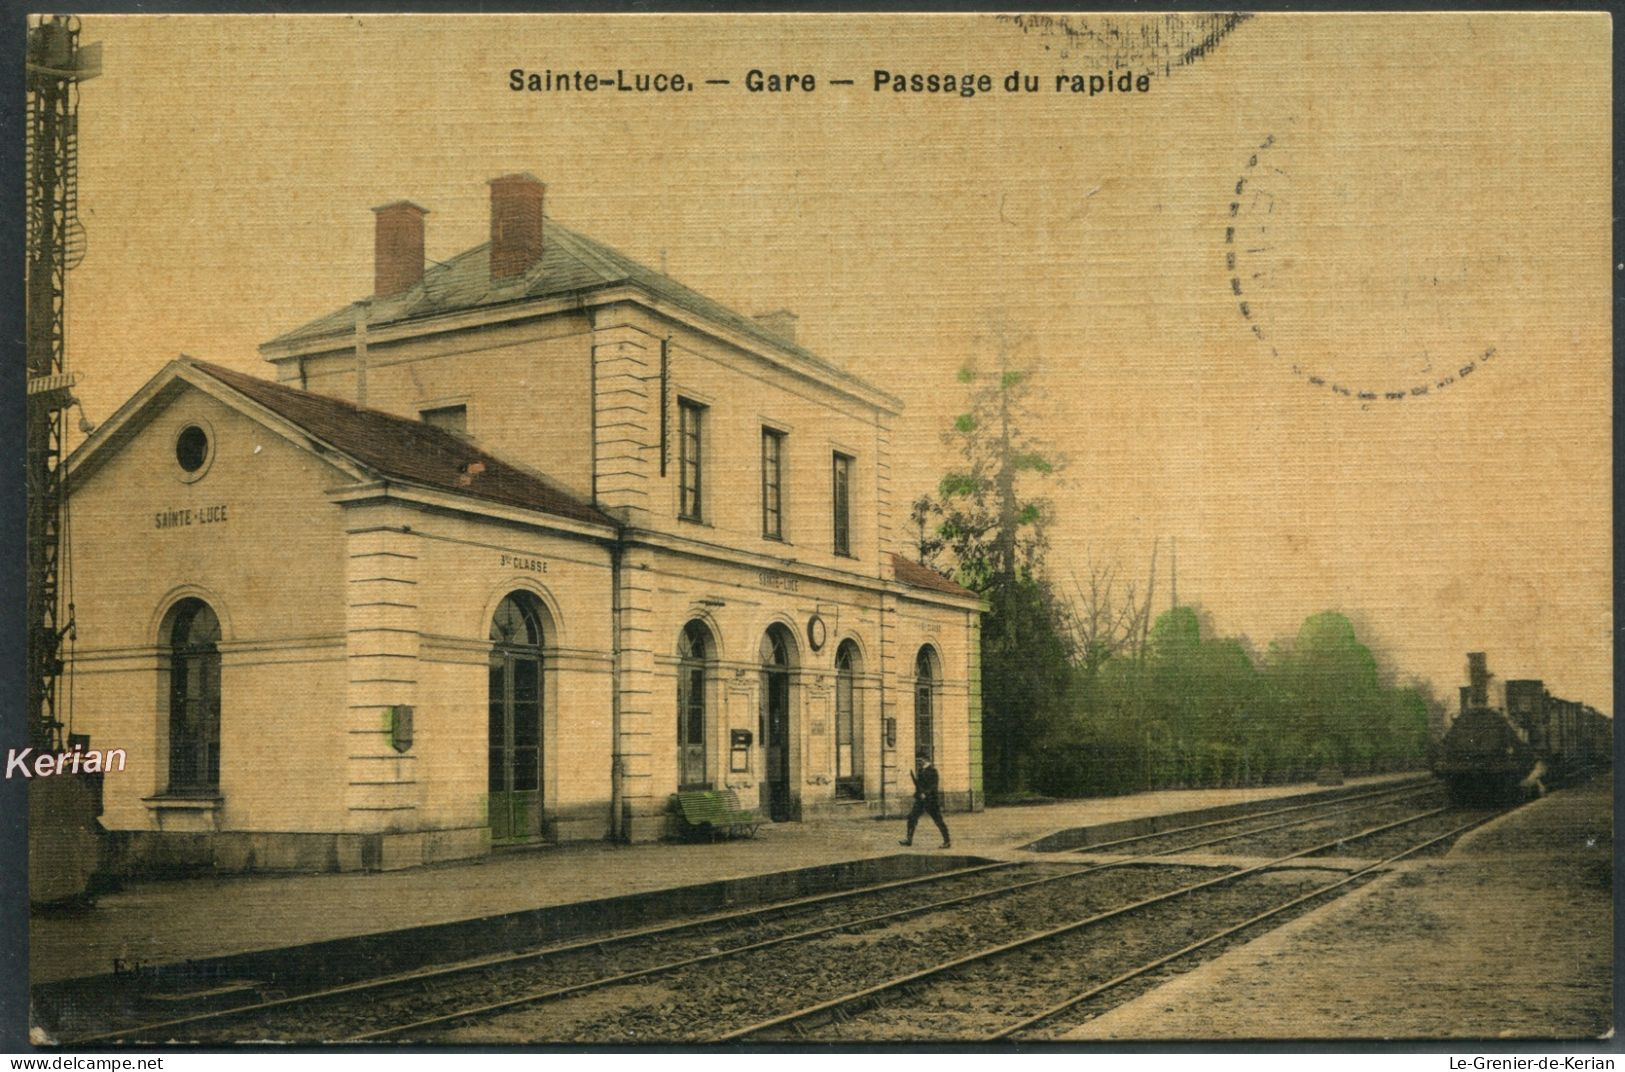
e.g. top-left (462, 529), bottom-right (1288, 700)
top-left (752, 309), bottom-right (798, 345)
top-left (1466, 651), bottom-right (1489, 708)
top-left (489, 173), bottom-right (545, 280)
top-left (372, 201), bottom-right (429, 298)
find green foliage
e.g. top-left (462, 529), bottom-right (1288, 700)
top-left (981, 575), bottom-right (1074, 795)
top-left (938, 472), bottom-right (980, 499)
top-left (1033, 608), bottom-right (1433, 798)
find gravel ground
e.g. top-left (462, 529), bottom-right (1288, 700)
top-left (426, 864), bottom-right (1220, 1043)
top-left (94, 862), bottom-right (1058, 1042)
top-left (1165, 796), bottom-right (1452, 859)
top-left (774, 871), bottom-right (1357, 1041)
top-left (1300, 806), bottom-right (1502, 861)
top-left (1066, 777), bottom-right (1613, 1040)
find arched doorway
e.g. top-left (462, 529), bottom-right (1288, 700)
top-left (914, 646), bottom-right (939, 764)
top-left (760, 624), bottom-right (798, 821)
top-left (489, 592), bottom-right (544, 843)
top-left (677, 620), bottom-right (713, 789)
top-left (835, 640), bottom-right (863, 800)
top-left (166, 598), bottom-right (221, 793)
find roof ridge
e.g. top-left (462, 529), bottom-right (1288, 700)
top-left (189, 360), bottom-right (484, 468)
top-left (540, 222), bottom-right (634, 285)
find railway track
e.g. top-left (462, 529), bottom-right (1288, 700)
top-left (54, 779), bottom-right (1452, 1044)
top-left (727, 806), bottom-right (1503, 1041)
top-left (1057, 777), bottom-right (1438, 856)
top-left (987, 815), bottom-right (1494, 1041)
top-left (59, 858), bottom-right (1024, 1044)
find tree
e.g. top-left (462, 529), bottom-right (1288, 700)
top-left (1287, 611), bottom-right (1380, 768)
top-left (980, 574), bottom-right (1074, 795)
top-left (1069, 544), bottom-right (1159, 689)
top-left (912, 332), bottom-right (1071, 796)
top-left (912, 323), bottom-right (1058, 590)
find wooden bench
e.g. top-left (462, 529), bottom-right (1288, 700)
top-left (673, 789), bottom-right (759, 840)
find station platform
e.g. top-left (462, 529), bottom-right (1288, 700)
top-left (1065, 775), bottom-right (1614, 1040)
top-left (31, 772), bottom-right (1415, 986)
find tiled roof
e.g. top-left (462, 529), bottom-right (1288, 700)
top-left (890, 553), bottom-right (978, 599)
top-left (188, 360), bottom-right (616, 530)
top-left (265, 221), bottom-right (888, 403)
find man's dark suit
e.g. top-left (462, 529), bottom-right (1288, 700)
top-left (903, 761), bottom-right (950, 846)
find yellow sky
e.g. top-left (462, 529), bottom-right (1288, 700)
top-left (64, 13), bottom-right (1611, 707)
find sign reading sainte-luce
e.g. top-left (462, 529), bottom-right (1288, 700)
top-left (154, 504), bottom-right (229, 530)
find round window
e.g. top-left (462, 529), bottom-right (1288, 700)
top-left (175, 424), bottom-right (210, 474)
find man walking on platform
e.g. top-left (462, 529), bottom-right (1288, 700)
top-left (900, 751), bottom-right (951, 848)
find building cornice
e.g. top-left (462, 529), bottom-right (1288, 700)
top-left (327, 484), bottom-right (980, 610)
top-left (327, 481), bottom-right (622, 543)
top-left (621, 526), bottom-right (984, 612)
top-left (259, 283), bottom-right (904, 416)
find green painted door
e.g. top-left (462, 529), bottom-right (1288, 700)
top-left (489, 595), bottom-right (543, 843)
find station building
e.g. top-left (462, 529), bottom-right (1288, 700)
top-left (64, 174), bottom-right (984, 873)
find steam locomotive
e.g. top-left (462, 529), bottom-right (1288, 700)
top-left (1433, 653), bottom-right (1611, 805)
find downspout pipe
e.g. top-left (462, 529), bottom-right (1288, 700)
top-left (609, 535), bottom-right (626, 841)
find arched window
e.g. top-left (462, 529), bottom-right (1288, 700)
top-left (761, 627), bottom-right (791, 670)
top-left (167, 599), bottom-right (221, 793)
top-left (489, 593), bottom-right (544, 842)
top-left (835, 640), bottom-right (863, 799)
top-left (677, 621), bottom-right (712, 789)
top-left (914, 646), bottom-right (938, 764)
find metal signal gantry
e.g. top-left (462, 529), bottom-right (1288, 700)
top-left (26, 15), bottom-right (99, 752)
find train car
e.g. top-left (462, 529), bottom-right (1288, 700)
top-left (1575, 704), bottom-right (1613, 780)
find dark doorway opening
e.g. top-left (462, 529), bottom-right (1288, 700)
top-left (760, 625), bottom-right (796, 821)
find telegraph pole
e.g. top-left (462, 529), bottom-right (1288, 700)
top-left (1170, 535), bottom-right (1178, 611)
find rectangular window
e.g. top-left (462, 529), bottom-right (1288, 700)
top-left (761, 428), bottom-right (785, 539)
top-left (679, 399), bottom-right (705, 521)
top-left (420, 404), bottom-right (468, 437)
top-left (832, 452), bottom-right (853, 556)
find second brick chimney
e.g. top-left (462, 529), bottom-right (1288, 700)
top-left (372, 201), bottom-right (429, 298)
top-left (489, 173), bottom-right (545, 280)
